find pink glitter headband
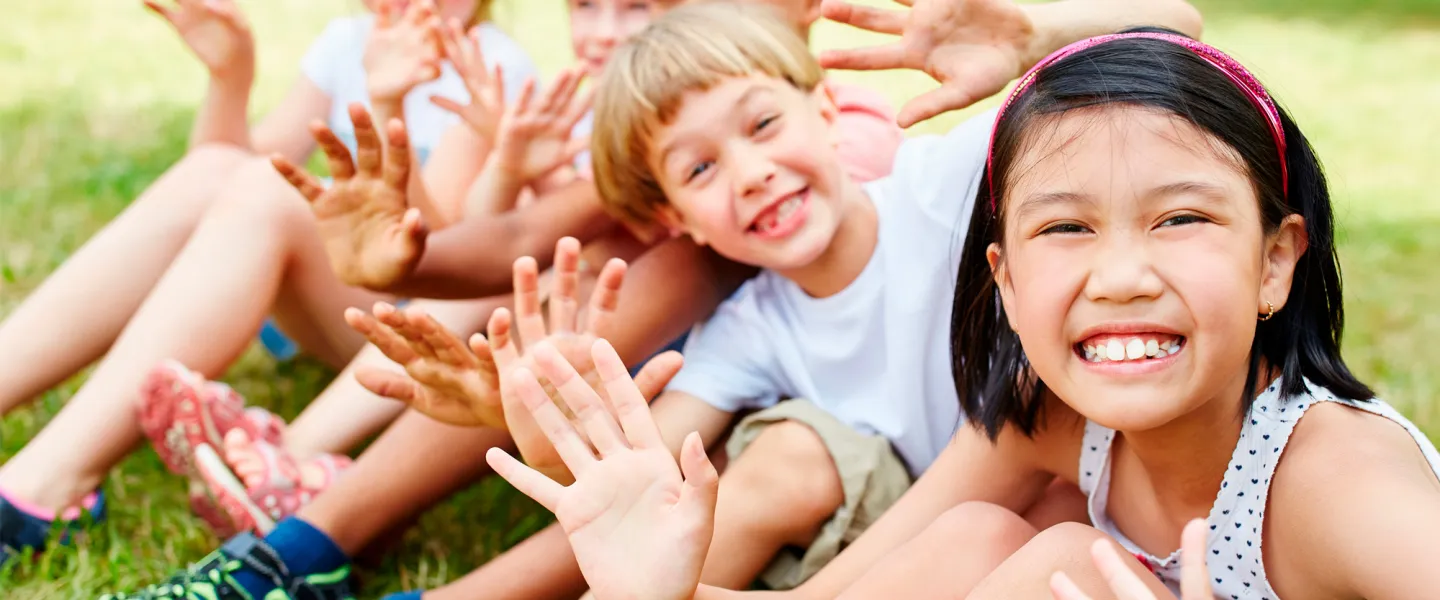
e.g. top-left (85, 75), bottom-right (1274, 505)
top-left (986, 32), bottom-right (1289, 211)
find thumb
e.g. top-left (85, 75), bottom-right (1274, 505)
top-left (631, 351), bottom-right (683, 402)
top-left (401, 208), bottom-right (429, 243)
top-left (355, 367), bottom-right (420, 402)
top-left (677, 431), bottom-right (719, 515)
top-left (562, 135), bottom-right (591, 164)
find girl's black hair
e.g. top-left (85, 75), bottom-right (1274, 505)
top-left (950, 27), bottom-right (1373, 440)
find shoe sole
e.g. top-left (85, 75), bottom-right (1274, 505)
top-left (194, 443), bottom-right (277, 535)
top-left (138, 361), bottom-right (223, 477)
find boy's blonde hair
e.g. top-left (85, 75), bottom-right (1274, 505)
top-left (591, 2), bottom-right (824, 226)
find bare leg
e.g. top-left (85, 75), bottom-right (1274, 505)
top-left (281, 297), bottom-right (507, 458)
top-left (838, 502), bottom-right (1039, 600)
top-left (0, 158), bottom-right (383, 509)
top-left (295, 413), bottom-right (513, 556)
top-left (968, 523), bottom-right (1168, 599)
top-left (428, 420), bottom-right (845, 599)
top-left (0, 144), bottom-right (252, 413)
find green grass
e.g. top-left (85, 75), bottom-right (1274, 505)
top-left (1, 0), bottom-right (1438, 597)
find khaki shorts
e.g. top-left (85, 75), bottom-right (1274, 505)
top-left (725, 399), bottom-right (912, 590)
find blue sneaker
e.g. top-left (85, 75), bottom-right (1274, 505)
top-left (99, 532), bottom-right (355, 600)
top-left (0, 489), bottom-right (106, 565)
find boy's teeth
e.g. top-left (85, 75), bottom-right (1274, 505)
top-left (1082, 336), bottom-right (1183, 363)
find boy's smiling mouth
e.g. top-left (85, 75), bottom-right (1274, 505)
top-left (747, 187), bottom-right (811, 239)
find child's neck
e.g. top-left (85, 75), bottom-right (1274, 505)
top-left (1115, 372), bottom-right (1257, 523)
top-left (777, 178), bottom-right (875, 298)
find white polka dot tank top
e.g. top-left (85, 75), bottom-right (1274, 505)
top-left (1077, 377), bottom-right (1440, 599)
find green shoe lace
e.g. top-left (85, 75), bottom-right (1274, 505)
top-left (99, 533), bottom-right (354, 600)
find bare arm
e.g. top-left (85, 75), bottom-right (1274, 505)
top-left (1266, 403), bottom-right (1440, 599)
top-left (247, 76), bottom-right (331, 163)
top-left (397, 179), bottom-right (616, 299)
top-left (1021, 0), bottom-right (1203, 65)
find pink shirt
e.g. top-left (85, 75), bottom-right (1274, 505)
top-left (827, 80), bottom-right (904, 183)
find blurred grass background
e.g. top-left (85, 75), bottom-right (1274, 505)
top-left (1, 0), bottom-right (1437, 597)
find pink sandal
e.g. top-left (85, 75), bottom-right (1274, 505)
top-left (194, 429), bottom-right (350, 535)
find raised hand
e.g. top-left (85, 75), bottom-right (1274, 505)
top-left (487, 339), bottom-right (716, 600)
top-left (819, 0), bottom-right (1034, 127)
top-left (271, 103), bottom-right (427, 290)
top-left (487, 68), bottom-right (593, 186)
top-left (488, 237), bottom-right (680, 481)
top-left (143, 0), bottom-right (254, 79)
top-left (432, 18), bottom-right (508, 141)
top-left (345, 302), bottom-right (505, 428)
top-left (364, 0), bottom-right (445, 103)
top-left (1049, 519), bottom-right (1212, 600)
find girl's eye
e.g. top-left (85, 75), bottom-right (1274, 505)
top-left (685, 161), bottom-right (712, 183)
top-left (1159, 214), bottom-right (1208, 228)
top-left (1039, 222), bottom-right (1090, 235)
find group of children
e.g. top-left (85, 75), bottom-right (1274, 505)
top-left (2, 0), bottom-right (1437, 598)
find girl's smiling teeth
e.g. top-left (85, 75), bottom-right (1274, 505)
top-left (749, 188), bottom-right (810, 237)
top-left (1079, 334), bottom-right (1185, 363)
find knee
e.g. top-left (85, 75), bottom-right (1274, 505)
top-left (929, 502), bottom-right (1038, 552)
top-left (1017, 522), bottom-right (1109, 567)
top-left (206, 158), bottom-right (312, 228)
top-left (725, 421), bottom-right (843, 525)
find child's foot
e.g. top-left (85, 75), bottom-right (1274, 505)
top-left (137, 360), bottom-right (287, 477)
top-left (0, 490), bottom-right (106, 565)
top-left (98, 529), bottom-right (355, 600)
top-left (194, 430), bottom-right (350, 535)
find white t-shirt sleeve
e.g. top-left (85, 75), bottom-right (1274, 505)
top-left (664, 282), bottom-right (782, 413)
top-left (300, 18), bottom-right (363, 97)
top-left (889, 108), bottom-right (996, 229)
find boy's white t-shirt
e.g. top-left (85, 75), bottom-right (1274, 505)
top-left (300, 15), bottom-right (539, 164)
top-left (666, 110), bottom-right (998, 477)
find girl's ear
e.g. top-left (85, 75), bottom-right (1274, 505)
top-left (987, 242), bottom-right (1020, 331)
top-left (1258, 214), bottom-right (1308, 315)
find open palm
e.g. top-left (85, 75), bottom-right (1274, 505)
top-left (144, 0), bottom-right (253, 78)
top-left (819, 0), bottom-right (1032, 127)
top-left (345, 302), bottom-right (505, 428)
top-left (487, 340), bottom-right (716, 600)
top-left (272, 104), bottom-right (426, 290)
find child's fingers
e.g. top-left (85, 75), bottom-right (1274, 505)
top-left (345, 307), bottom-right (419, 365)
top-left (486, 447), bottom-right (563, 513)
top-left (549, 238), bottom-right (582, 335)
top-left (270, 155), bottom-right (325, 203)
top-left (562, 87), bottom-right (596, 132)
top-left (1048, 571), bottom-right (1095, 600)
top-left (510, 77), bottom-right (537, 116)
top-left (539, 70), bottom-right (575, 116)
top-left (1090, 539), bottom-right (1157, 600)
top-left (1178, 519), bottom-right (1211, 599)
top-left (469, 333), bottom-right (500, 382)
top-left (405, 306), bottom-right (475, 368)
top-left (488, 308), bottom-right (521, 371)
top-left (562, 136), bottom-right (591, 168)
top-left (592, 339), bottom-right (666, 450)
top-left (817, 43), bottom-right (907, 74)
top-left (533, 344), bottom-right (628, 457)
top-left (382, 118), bottom-right (412, 191)
top-left (142, 0), bottom-right (174, 23)
top-left (508, 367), bottom-right (598, 475)
top-left (429, 95), bottom-right (467, 118)
top-left (354, 367), bottom-right (421, 403)
top-left (897, 82), bottom-right (989, 130)
top-left (511, 257), bottom-right (548, 350)
top-left (631, 351), bottom-right (683, 403)
top-left (310, 121), bottom-right (357, 181)
top-left (677, 431), bottom-right (720, 517)
top-left (819, 0), bottom-right (905, 35)
top-left (582, 258), bottom-right (627, 337)
top-left (349, 104), bottom-right (384, 178)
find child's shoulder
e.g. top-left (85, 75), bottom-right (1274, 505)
top-left (1264, 395), bottom-right (1440, 596)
